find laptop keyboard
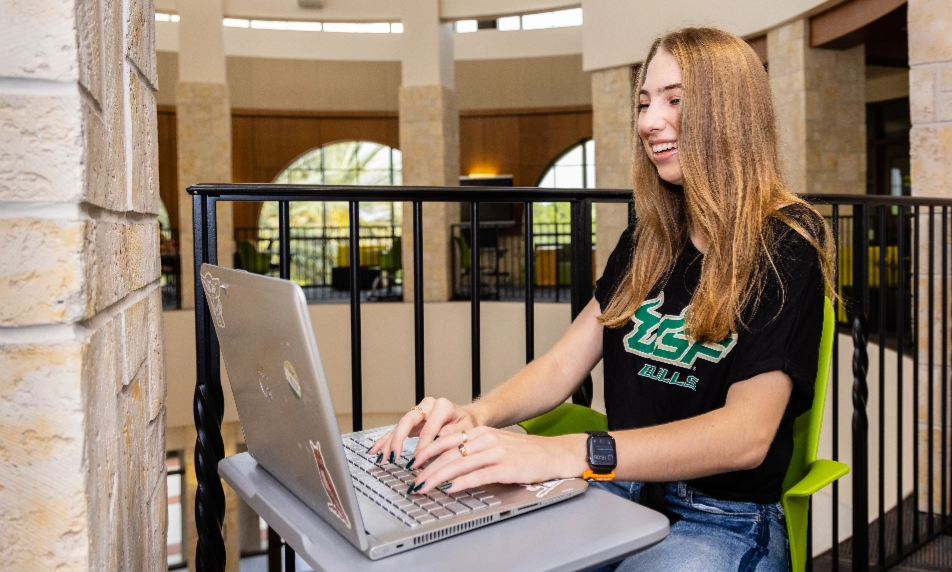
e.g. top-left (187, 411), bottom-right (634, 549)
top-left (342, 435), bottom-right (502, 528)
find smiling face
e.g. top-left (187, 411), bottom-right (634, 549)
top-left (637, 49), bottom-right (684, 187)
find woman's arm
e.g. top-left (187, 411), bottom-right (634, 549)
top-left (466, 298), bottom-right (605, 429)
top-left (408, 368), bottom-right (792, 494)
top-left (370, 298), bottom-right (605, 461)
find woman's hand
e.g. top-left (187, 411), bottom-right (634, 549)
top-left (368, 397), bottom-right (479, 466)
top-left (404, 426), bottom-right (588, 495)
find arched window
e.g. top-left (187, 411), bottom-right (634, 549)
top-left (537, 138), bottom-right (594, 189)
top-left (249, 141), bottom-right (403, 300)
top-left (261, 140), bottom-right (403, 228)
top-left (534, 138), bottom-right (595, 225)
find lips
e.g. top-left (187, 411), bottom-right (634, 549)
top-left (648, 140), bottom-right (678, 161)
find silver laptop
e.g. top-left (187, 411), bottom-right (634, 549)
top-left (200, 264), bottom-right (588, 560)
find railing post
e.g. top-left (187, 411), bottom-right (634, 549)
top-left (349, 202), bottom-right (363, 432)
top-left (570, 198), bottom-right (594, 406)
top-left (192, 193), bottom-right (226, 572)
top-left (852, 202), bottom-right (870, 572)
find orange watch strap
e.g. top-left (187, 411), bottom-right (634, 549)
top-left (582, 469), bottom-right (615, 482)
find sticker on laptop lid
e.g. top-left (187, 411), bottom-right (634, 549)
top-left (200, 272), bottom-right (226, 328)
top-left (522, 478), bottom-right (576, 498)
top-left (310, 440), bottom-right (351, 529)
top-left (284, 360), bottom-right (301, 399)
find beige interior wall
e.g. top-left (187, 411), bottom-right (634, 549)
top-left (456, 55), bottom-right (591, 110)
top-left (155, 52), bottom-right (591, 111)
top-left (866, 65), bottom-right (910, 103)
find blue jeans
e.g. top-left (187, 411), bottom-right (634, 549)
top-left (589, 481), bottom-right (790, 572)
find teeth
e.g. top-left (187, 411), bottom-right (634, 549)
top-left (651, 142), bottom-right (678, 153)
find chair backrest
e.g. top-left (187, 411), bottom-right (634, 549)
top-left (454, 236), bottom-right (472, 270)
top-left (781, 297), bottom-right (835, 494)
top-left (236, 240), bottom-right (270, 274)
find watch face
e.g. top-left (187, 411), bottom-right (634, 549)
top-left (589, 436), bottom-right (616, 468)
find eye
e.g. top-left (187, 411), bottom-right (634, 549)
top-left (670, 97), bottom-right (680, 106)
top-left (637, 102), bottom-right (649, 112)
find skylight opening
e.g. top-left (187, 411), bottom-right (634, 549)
top-left (156, 12), bottom-right (402, 33)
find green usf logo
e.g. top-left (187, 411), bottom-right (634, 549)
top-left (623, 294), bottom-right (737, 369)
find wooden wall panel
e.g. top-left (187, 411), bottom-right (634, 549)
top-left (156, 106), bottom-right (593, 230)
top-left (156, 107), bottom-right (178, 229)
top-left (460, 106), bottom-right (593, 187)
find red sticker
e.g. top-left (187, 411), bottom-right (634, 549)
top-left (310, 440), bottom-right (351, 529)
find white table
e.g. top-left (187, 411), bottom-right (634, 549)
top-left (219, 452), bottom-right (669, 572)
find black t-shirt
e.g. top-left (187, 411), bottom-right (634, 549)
top-left (594, 211), bottom-right (824, 504)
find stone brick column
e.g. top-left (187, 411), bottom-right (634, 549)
top-left (908, 0), bottom-right (952, 513)
top-left (592, 65), bottom-right (635, 277)
top-left (768, 19), bottom-right (866, 195)
top-left (1, 0), bottom-right (166, 570)
top-left (175, 0), bottom-right (234, 310)
top-left (399, 85), bottom-right (461, 301)
top-left (399, 0), bottom-right (460, 302)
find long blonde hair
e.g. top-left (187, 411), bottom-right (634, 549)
top-left (599, 27), bottom-right (834, 342)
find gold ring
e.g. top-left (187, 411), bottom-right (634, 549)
top-left (458, 444), bottom-right (468, 457)
top-left (461, 431), bottom-right (467, 445)
top-left (411, 406), bottom-right (426, 421)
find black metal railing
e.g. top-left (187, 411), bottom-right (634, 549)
top-left (234, 224), bottom-right (402, 303)
top-left (188, 185), bottom-right (952, 572)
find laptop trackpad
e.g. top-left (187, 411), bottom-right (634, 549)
top-left (358, 495), bottom-right (404, 538)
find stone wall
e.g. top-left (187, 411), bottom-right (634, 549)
top-left (908, 0), bottom-right (952, 513)
top-left (0, 0), bottom-right (167, 570)
top-left (591, 65), bottom-right (634, 277)
top-left (399, 85), bottom-right (461, 302)
top-left (769, 19), bottom-right (866, 196)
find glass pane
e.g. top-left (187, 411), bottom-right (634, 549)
top-left (325, 202), bottom-right (350, 227)
top-left (286, 21), bottom-right (322, 32)
top-left (521, 12), bottom-right (554, 30)
top-left (360, 202), bottom-right (395, 225)
top-left (538, 170), bottom-right (555, 188)
top-left (586, 165), bottom-right (595, 189)
top-left (325, 169), bottom-right (359, 185)
top-left (358, 142), bottom-right (390, 170)
top-left (251, 20), bottom-right (288, 30)
top-left (557, 145), bottom-right (584, 166)
top-left (290, 202), bottom-right (325, 226)
top-left (223, 18), bottom-right (250, 27)
top-left (455, 20), bottom-right (478, 33)
top-left (392, 149), bottom-right (402, 170)
top-left (553, 165), bottom-right (583, 188)
top-left (585, 139), bottom-right (595, 166)
top-left (552, 8), bottom-right (583, 27)
top-left (323, 22), bottom-right (358, 33)
top-left (390, 22), bottom-right (403, 33)
top-left (497, 16), bottom-right (520, 31)
top-left (323, 141), bottom-right (359, 170)
top-left (357, 169), bottom-right (391, 186)
top-left (355, 22), bottom-right (392, 34)
top-left (392, 170), bottom-right (403, 186)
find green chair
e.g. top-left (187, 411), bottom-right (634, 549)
top-left (236, 240), bottom-right (273, 275)
top-left (518, 297), bottom-right (848, 572)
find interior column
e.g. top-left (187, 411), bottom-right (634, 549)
top-left (399, 0), bottom-right (460, 302)
top-left (176, 0), bottom-right (235, 310)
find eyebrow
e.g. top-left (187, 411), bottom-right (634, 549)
top-left (638, 83), bottom-right (683, 97)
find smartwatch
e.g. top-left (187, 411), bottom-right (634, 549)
top-left (583, 431), bottom-right (617, 481)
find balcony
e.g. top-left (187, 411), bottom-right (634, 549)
top-left (185, 184), bottom-right (952, 572)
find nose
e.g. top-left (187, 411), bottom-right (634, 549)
top-left (638, 103), bottom-right (665, 136)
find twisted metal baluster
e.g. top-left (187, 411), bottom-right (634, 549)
top-left (852, 312), bottom-right (870, 572)
top-left (194, 381), bottom-right (226, 571)
top-left (192, 193), bottom-right (226, 572)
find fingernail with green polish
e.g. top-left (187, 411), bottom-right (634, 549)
top-left (375, 453), bottom-right (383, 464)
top-left (406, 481), bottom-right (415, 493)
top-left (434, 435), bottom-right (440, 440)
top-left (389, 452), bottom-right (396, 464)
top-left (405, 457), bottom-right (415, 470)
top-left (413, 481), bottom-right (425, 493)
top-left (438, 483), bottom-right (453, 491)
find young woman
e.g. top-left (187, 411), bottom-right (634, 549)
top-left (371, 27), bottom-right (834, 571)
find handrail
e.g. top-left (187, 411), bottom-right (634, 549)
top-left (188, 185), bottom-right (952, 572)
